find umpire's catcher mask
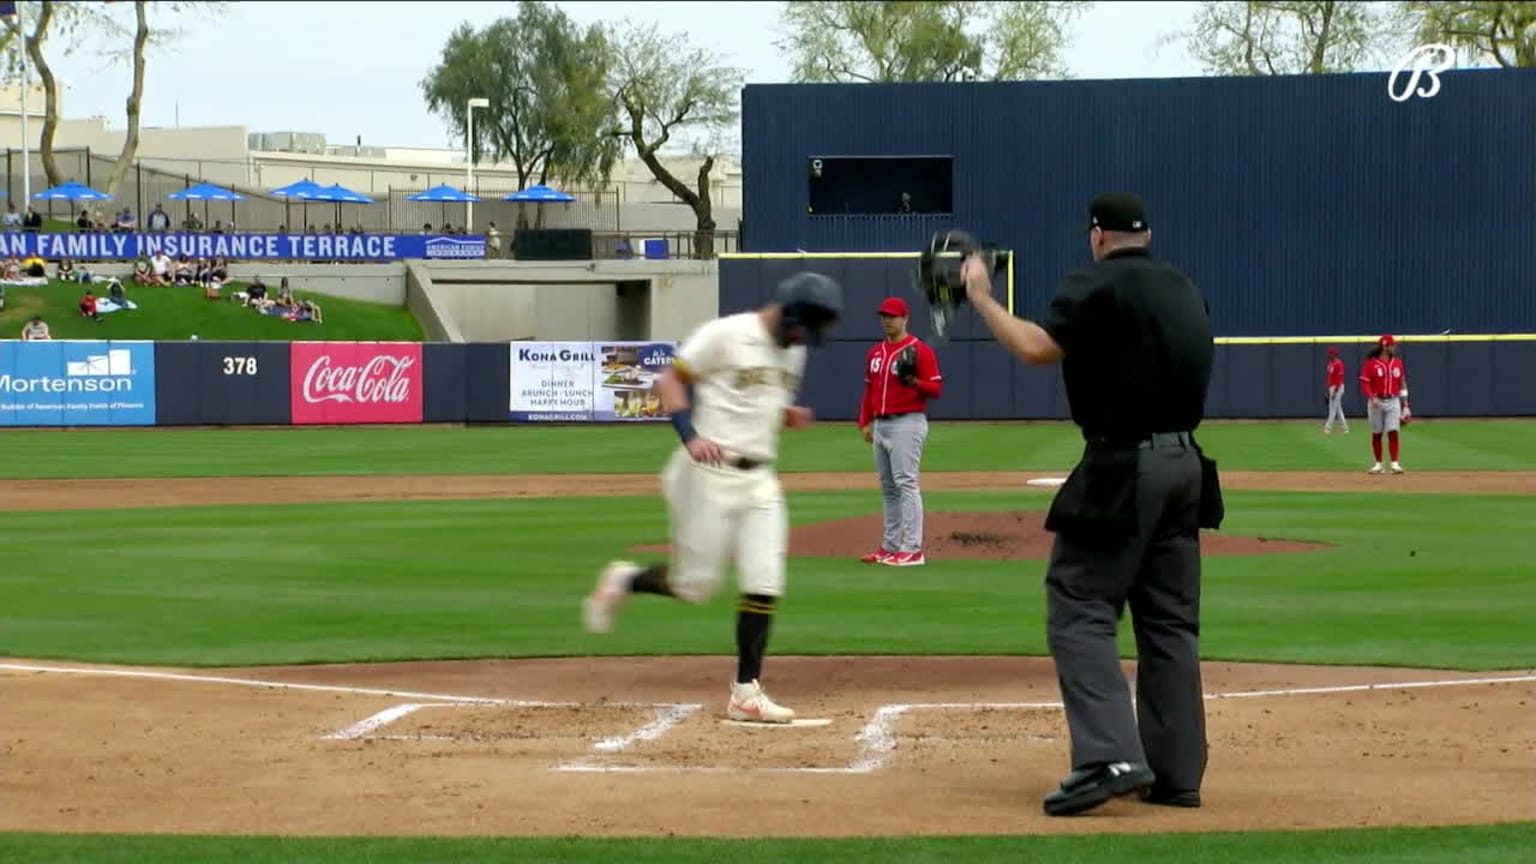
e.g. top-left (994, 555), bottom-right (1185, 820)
top-left (912, 229), bottom-right (1007, 345)
top-left (773, 271), bottom-right (843, 347)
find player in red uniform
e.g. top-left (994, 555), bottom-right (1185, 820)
top-left (856, 297), bottom-right (942, 566)
top-left (1359, 335), bottom-right (1408, 474)
top-left (1323, 346), bottom-right (1349, 433)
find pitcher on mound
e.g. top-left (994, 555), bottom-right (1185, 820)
top-left (583, 272), bottom-right (843, 724)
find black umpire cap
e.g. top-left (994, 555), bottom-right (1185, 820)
top-left (1084, 192), bottom-right (1149, 233)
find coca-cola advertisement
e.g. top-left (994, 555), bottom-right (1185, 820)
top-left (290, 342), bottom-right (424, 425)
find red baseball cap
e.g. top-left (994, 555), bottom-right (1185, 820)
top-left (877, 297), bottom-right (909, 317)
top-left (1379, 334), bottom-right (1396, 346)
top-left (1326, 346), bottom-right (1339, 355)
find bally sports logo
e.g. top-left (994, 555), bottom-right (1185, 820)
top-left (290, 343), bottom-right (424, 424)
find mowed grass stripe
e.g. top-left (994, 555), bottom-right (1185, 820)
top-left (0, 822), bottom-right (1532, 863)
top-left (2, 491), bottom-right (1530, 669)
top-left (1, 420), bottom-right (1534, 479)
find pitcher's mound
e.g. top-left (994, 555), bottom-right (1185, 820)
top-left (631, 511), bottom-right (1333, 560)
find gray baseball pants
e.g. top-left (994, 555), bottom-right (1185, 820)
top-left (873, 412), bottom-right (928, 553)
top-left (1045, 436), bottom-right (1208, 794)
top-left (1325, 385), bottom-right (1349, 431)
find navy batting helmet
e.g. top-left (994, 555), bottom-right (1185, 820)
top-left (772, 271), bottom-right (843, 347)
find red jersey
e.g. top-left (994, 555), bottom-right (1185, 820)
top-left (1359, 355), bottom-right (1406, 399)
top-left (1326, 358), bottom-right (1344, 388)
top-left (858, 335), bottom-right (942, 427)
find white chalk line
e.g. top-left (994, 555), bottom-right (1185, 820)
top-left (6, 661), bottom-right (1532, 776)
top-left (323, 703), bottom-right (443, 741)
top-left (551, 674), bottom-right (1536, 775)
top-left (0, 661), bottom-right (682, 709)
top-left (592, 704), bottom-right (702, 753)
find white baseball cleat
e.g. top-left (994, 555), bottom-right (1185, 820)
top-left (728, 679), bottom-right (795, 724)
top-left (583, 560), bottom-right (639, 634)
top-left (1368, 462), bottom-right (1384, 474)
top-left (1391, 462), bottom-right (1405, 474)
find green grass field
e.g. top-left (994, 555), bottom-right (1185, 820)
top-left (0, 279), bottom-right (422, 342)
top-left (1, 417), bottom-right (1532, 479)
top-left (1, 420), bottom-right (1531, 861)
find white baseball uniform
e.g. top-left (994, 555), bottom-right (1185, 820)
top-left (664, 312), bottom-right (807, 602)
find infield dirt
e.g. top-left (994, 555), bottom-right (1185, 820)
top-left (1, 469), bottom-right (1531, 839)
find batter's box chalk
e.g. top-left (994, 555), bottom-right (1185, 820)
top-left (720, 717), bottom-right (834, 729)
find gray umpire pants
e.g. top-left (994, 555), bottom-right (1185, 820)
top-left (1044, 434), bottom-right (1208, 793)
top-left (873, 412), bottom-right (928, 553)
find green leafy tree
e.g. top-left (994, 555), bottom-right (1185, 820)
top-left (1, 1), bottom-right (226, 192)
top-left (1167, 0), bottom-right (1412, 75)
top-left (605, 20), bottom-right (743, 259)
top-left (775, 0), bottom-right (1093, 83)
top-left (1405, 1), bottom-right (1536, 67)
top-left (421, 0), bottom-right (621, 225)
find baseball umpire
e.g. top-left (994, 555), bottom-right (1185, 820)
top-left (856, 296), bottom-right (943, 566)
top-left (959, 192), bottom-right (1221, 816)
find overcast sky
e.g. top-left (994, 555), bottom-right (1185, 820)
top-left (45, 1), bottom-right (1215, 150)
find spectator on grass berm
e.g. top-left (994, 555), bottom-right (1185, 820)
top-left (150, 251), bottom-right (173, 285)
top-left (297, 298), bottom-right (323, 323)
top-left (1, 255), bottom-right (21, 281)
top-left (146, 203), bottom-right (172, 233)
top-left (76, 209), bottom-right (94, 232)
top-left (422, 223), bottom-right (434, 234)
top-left (24, 206), bottom-right (42, 232)
top-left (182, 212), bottom-right (202, 232)
top-left (487, 222), bottom-right (502, 256)
top-left (210, 220), bottom-right (226, 235)
top-left (79, 290), bottom-right (102, 321)
top-left (113, 208), bottom-right (137, 233)
top-left (243, 275), bottom-right (268, 306)
top-left (210, 256), bottom-right (229, 284)
top-left (57, 258), bottom-right (77, 282)
top-left (172, 255), bottom-right (193, 285)
top-left (132, 259), bottom-right (153, 286)
top-left (5, 203), bottom-right (22, 232)
top-left (21, 315), bottom-right (51, 340)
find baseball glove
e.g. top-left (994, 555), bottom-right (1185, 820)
top-left (893, 344), bottom-right (918, 386)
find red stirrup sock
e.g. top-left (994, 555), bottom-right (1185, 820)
top-left (1388, 431), bottom-right (1400, 461)
top-left (1371, 434), bottom-right (1383, 461)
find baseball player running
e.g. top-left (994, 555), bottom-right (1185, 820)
top-left (1360, 334), bottom-right (1408, 474)
top-left (582, 272), bottom-right (844, 724)
top-left (856, 296), bottom-right (942, 566)
top-left (1323, 346), bottom-right (1349, 433)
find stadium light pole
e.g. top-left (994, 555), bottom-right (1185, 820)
top-left (465, 97), bottom-right (490, 231)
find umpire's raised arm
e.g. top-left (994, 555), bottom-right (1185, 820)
top-left (962, 255), bottom-right (1066, 366)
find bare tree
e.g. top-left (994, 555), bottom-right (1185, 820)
top-left (1167, 1), bottom-right (1412, 75)
top-left (606, 20), bottom-right (744, 259)
top-left (1406, 1), bottom-right (1536, 67)
top-left (775, 0), bottom-right (1093, 83)
top-left (1, 1), bottom-right (228, 192)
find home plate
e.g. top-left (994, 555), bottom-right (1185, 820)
top-left (1026, 477), bottom-right (1067, 488)
top-left (720, 718), bottom-right (833, 728)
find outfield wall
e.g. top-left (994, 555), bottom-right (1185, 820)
top-left (0, 336), bottom-right (1532, 428)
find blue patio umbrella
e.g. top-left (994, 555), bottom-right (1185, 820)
top-left (406, 184), bottom-right (479, 228)
top-left (268, 179), bottom-right (327, 230)
top-left (299, 183), bottom-right (375, 231)
top-left (406, 184), bottom-right (479, 203)
top-left (166, 182), bottom-right (246, 230)
top-left (268, 179), bottom-right (324, 198)
top-left (502, 184), bottom-right (575, 203)
top-left (166, 182), bottom-right (245, 201)
top-left (33, 181), bottom-right (113, 202)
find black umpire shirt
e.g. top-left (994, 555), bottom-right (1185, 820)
top-left (1040, 247), bottom-right (1214, 443)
